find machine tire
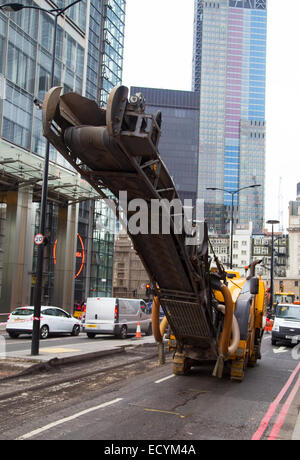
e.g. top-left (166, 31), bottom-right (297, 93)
top-left (87, 332), bottom-right (96, 339)
top-left (173, 353), bottom-right (192, 375)
top-left (231, 352), bottom-right (248, 382)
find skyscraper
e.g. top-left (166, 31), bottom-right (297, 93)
top-left (130, 86), bottom-right (200, 204)
top-left (193, 0), bottom-right (267, 233)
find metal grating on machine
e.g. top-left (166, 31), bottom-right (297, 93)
top-left (160, 298), bottom-right (212, 341)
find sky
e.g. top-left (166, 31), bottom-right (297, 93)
top-left (122, 0), bottom-right (300, 232)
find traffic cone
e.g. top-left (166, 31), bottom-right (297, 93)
top-left (135, 321), bottom-right (142, 338)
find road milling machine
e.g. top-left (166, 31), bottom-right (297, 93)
top-left (42, 85), bottom-right (267, 381)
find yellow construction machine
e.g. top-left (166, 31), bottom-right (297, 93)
top-left (42, 84), bottom-right (267, 382)
top-left (156, 265), bottom-right (267, 381)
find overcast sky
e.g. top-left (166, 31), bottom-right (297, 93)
top-left (122, 0), bottom-right (299, 231)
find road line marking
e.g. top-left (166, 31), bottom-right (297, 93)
top-left (155, 374), bottom-right (175, 384)
top-left (144, 408), bottom-right (185, 419)
top-left (39, 347), bottom-right (80, 353)
top-left (252, 362), bottom-right (300, 440)
top-left (273, 346), bottom-right (288, 354)
top-left (268, 374), bottom-right (300, 440)
top-left (16, 398), bottom-right (123, 440)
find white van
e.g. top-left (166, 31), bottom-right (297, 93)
top-left (85, 297), bottom-right (152, 339)
top-left (272, 303), bottom-right (300, 345)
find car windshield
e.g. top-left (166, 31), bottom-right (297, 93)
top-left (12, 308), bottom-right (33, 316)
top-left (275, 305), bottom-right (300, 320)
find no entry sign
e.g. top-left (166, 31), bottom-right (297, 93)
top-left (34, 234), bottom-right (45, 246)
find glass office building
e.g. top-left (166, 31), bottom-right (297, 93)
top-left (130, 87), bottom-right (200, 204)
top-left (194, 0), bottom-right (266, 233)
top-left (0, 0), bottom-right (126, 312)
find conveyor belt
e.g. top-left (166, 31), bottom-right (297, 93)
top-left (42, 85), bottom-right (217, 353)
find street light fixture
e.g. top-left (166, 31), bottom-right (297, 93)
top-left (266, 219), bottom-right (280, 314)
top-left (206, 184), bottom-right (261, 269)
top-left (0, 3), bottom-right (23, 11)
top-left (0, 0), bottom-right (83, 355)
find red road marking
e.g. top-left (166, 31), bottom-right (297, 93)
top-left (268, 374), bottom-right (300, 440)
top-left (252, 362), bottom-right (300, 440)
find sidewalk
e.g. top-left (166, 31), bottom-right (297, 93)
top-left (0, 321), bottom-right (159, 378)
top-left (0, 324), bottom-right (157, 361)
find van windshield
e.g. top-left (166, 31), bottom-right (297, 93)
top-left (275, 305), bottom-right (300, 320)
top-left (275, 294), bottom-right (294, 304)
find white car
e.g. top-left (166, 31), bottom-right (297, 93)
top-left (6, 306), bottom-right (81, 339)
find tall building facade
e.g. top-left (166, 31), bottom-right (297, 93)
top-left (287, 183), bottom-right (300, 278)
top-left (193, 0), bottom-right (266, 233)
top-left (0, 0), bottom-right (126, 313)
top-left (130, 87), bottom-right (200, 204)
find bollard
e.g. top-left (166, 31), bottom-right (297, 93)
top-left (158, 341), bottom-right (165, 365)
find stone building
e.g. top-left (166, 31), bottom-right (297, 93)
top-left (112, 233), bottom-right (149, 300)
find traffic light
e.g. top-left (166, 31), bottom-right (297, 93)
top-left (145, 283), bottom-right (151, 297)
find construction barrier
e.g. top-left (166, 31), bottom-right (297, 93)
top-left (135, 321), bottom-right (142, 339)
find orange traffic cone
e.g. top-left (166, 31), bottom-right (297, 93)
top-left (135, 321), bottom-right (142, 338)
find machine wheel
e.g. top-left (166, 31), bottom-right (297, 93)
top-left (248, 344), bottom-right (260, 367)
top-left (248, 357), bottom-right (257, 368)
top-left (230, 352), bottom-right (248, 382)
top-left (173, 352), bottom-right (192, 376)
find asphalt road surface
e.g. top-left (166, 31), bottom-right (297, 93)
top-left (0, 333), bottom-right (299, 441)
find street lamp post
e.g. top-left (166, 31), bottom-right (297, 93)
top-left (206, 184), bottom-right (261, 269)
top-left (0, 1), bottom-right (83, 355)
top-left (266, 219), bottom-right (280, 314)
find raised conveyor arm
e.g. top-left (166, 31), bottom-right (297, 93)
top-left (42, 85), bottom-right (226, 360)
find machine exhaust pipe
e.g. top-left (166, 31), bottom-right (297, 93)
top-left (213, 285), bottom-right (240, 378)
top-left (152, 296), bottom-right (163, 343)
top-left (219, 285), bottom-right (234, 356)
top-left (217, 304), bottom-right (240, 356)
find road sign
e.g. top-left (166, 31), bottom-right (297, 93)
top-left (34, 234), bottom-right (44, 246)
